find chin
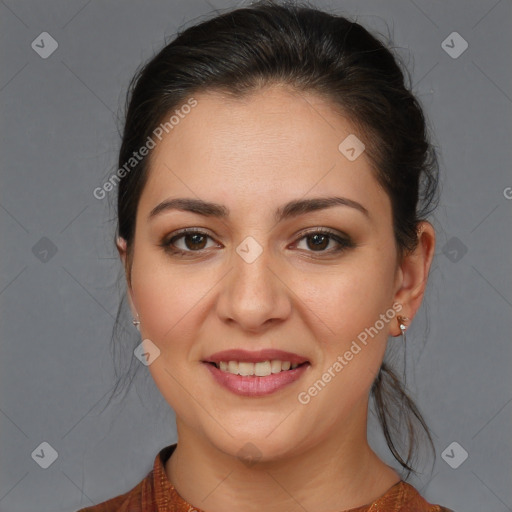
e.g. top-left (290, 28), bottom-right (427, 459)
top-left (201, 425), bottom-right (307, 466)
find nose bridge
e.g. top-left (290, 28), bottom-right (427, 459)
top-left (218, 235), bottom-right (290, 330)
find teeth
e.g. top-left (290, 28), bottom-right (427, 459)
top-left (214, 360), bottom-right (302, 376)
top-left (238, 362), bottom-right (254, 376)
top-left (255, 361), bottom-right (271, 377)
top-left (271, 359), bottom-right (282, 374)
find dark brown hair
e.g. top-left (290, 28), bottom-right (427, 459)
top-left (108, 0), bottom-right (439, 478)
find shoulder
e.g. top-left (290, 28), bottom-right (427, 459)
top-left (74, 444), bottom-right (177, 512)
top-left (75, 479), bottom-right (144, 512)
top-left (398, 481), bottom-right (455, 512)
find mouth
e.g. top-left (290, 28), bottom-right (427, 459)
top-left (202, 349), bottom-right (311, 397)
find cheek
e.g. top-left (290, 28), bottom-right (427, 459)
top-left (130, 251), bottom-right (212, 342)
top-left (296, 253), bottom-right (397, 342)
top-left (130, 259), bottom-right (212, 412)
top-left (291, 260), bottom-right (397, 426)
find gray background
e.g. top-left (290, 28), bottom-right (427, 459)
top-left (1, 0), bottom-right (511, 511)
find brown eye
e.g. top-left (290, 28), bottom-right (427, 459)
top-left (294, 229), bottom-right (353, 254)
top-left (306, 233), bottom-right (330, 251)
top-left (182, 233), bottom-right (208, 250)
top-left (161, 229), bottom-right (218, 255)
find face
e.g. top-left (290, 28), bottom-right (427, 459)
top-left (119, 86), bottom-right (416, 462)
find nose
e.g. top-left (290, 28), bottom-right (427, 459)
top-left (216, 243), bottom-right (292, 333)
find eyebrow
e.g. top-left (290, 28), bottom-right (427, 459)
top-left (148, 196), bottom-right (369, 223)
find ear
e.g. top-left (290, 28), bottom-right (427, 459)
top-left (116, 236), bottom-right (138, 320)
top-left (391, 221), bottom-right (435, 335)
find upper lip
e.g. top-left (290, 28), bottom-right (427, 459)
top-left (203, 349), bottom-right (309, 365)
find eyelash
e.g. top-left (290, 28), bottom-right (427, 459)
top-left (160, 227), bottom-right (354, 258)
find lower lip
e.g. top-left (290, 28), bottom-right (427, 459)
top-left (203, 362), bottom-right (310, 397)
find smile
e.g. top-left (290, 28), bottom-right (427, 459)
top-left (203, 360), bottom-right (310, 397)
top-left (202, 348), bottom-right (311, 396)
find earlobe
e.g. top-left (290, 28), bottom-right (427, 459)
top-left (392, 221), bottom-right (435, 334)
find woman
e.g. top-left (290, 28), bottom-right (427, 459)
top-left (78, 1), bottom-right (453, 510)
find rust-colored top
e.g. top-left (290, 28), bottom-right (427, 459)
top-left (76, 444), bottom-right (454, 512)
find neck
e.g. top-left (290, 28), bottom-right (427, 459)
top-left (165, 401), bottom-right (401, 512)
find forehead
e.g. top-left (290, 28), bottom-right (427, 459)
top-left (140, 85), bottom-right (388, 218)
top-left (150, 86), bottom-right (356, 171)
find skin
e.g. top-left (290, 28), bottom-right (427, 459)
top-left (117, 84), bottom-right (435, 511)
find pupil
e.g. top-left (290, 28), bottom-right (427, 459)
top-left (187, 234), bottom-right (206, 250)
top-left (308, 234), bottom-right (328, 251)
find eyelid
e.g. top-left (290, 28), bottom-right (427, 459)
top-left (294, 226), bottom-right (349, 239)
